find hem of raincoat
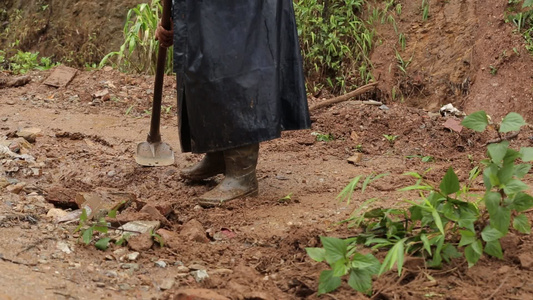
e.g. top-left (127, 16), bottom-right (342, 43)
top-left (185, 133), bottom-right (281, 154)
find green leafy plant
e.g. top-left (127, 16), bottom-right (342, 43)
top-left (421, 0), bottom-right (430, 21)
top-left (75, 203), bottom-right (125, 250)
top-left (99, 0), bottom-right (173, 74)
top-left (383, 134), bottom-right (399, 145)
top-left (294, 0), bottom-right (374, 93)
top-left (489, 65), bottom-right (498, 75)
top-left (507, 0), bottom-right (533, 54)
top-left (0, 51), bottom-right (59, 74)
top-left (312, 132), bottom-right (335, 142)
top-left (306, 237), bottom-right (381, 295)
top-left (308, 111), bottom-right (533, 295)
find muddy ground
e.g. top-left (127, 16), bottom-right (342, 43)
top-left (1, 0), bottom-right (533, 300)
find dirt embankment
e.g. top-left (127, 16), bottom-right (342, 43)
top-left (1, 0), bottom-right (144, 66)
top-left (371, 0), bottom-right (533, 120)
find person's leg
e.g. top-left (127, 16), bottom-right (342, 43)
top-left (180, 151), bottom-right (225, 180)
top-left (197, 143), bottom-right (259, 207)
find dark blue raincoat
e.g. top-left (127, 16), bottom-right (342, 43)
top-left (172, 0), bottom-right (311, 153)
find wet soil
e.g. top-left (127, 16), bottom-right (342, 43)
top-left (1, 0), bottom-right (533, 300)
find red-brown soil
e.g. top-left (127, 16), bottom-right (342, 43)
top-left (1, 0), bottom-right (533, 300)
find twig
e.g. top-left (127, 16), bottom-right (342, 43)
top-left (484, 273), bottom-right (510, 300)
top-left (53, 291), bottom-right (79, 300)
top-left (309, 82), bottom-right (379, 111)
top-left (17, 237), bottom-right (57, 256)
top-left (324, 294), bottom-right (340, 300)
top-left (484, 132), bottom-right (519, 146)
top-left (0, 253), bottom-right (37, 266)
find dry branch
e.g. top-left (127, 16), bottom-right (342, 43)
top-left (309, 82), bottom-right (379, 112)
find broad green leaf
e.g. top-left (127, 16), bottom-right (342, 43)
top-left (320, 237), bottom-right (347, 264)
top-left (484, 240), bottom-right (503, 259)
top-left (481, 225), bottom-right (504, 242)
top-left (458, 207), bottom-right (478, 232)
top-left (509, 192), bottom-right (533, 212)
top-left (317, 270), bottom-right (342, 295)
top-left (503, 148), bottom-right (521, 165)
top-left (95, 238), bottom-right (112, 251)
top-left (331, 259), bottom-right (349, 277)
top-left (484, 192), bottom-right (501, 216)
top-left (306, 248), bottom-right (326, 262)
top-left (432, 210), bottom-right (445, 235)
top-left (459, 230), bottom-right (476, 247)
top-left (379, 238), bottom-right (406, 276)
top-left (504, 179), bottom-right (529, 195)
top-left (499, 112), bottom-right (526, 133)
top-left (82, 227), bottom-right (94, 245)
top-left (513, 214), bottom-right (531, 234)
top-left (483, 164), bottom-right (500, 189)
top-left (524, 0), bottom-right (533, 8)
top-left (497, 161), bottom-right (515, 185)
top-left (409, 205), bottom-right (423, 221)
top-left (348, 269), bottom-right (373, 295)
top-left (462, 111), bottom-right (489, 132)
top-left (514, 164), bottom-right (532, 179)
top-left (520, 147), bottom-right (533, 162)
top-left (420, 234), bottom-right (432, 256)
top-left (487, 141), bottom-right (509, 164)
top-left (442, 202), bottom-right (460, 222)
top-left (93, 226), bottom-right (108, 234)
top-left (490, 206), bottom-right (511, 235)
top-left (442, 244), bottom-right (462, 263)
top-left (464, 240), bottom-right (482, 267)
top-left (440, 167), bottom-right (460, 196)
top-left (351, 253), bottom-right (381, 274)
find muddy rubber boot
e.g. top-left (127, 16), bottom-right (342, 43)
top-left (180, 151), bottom-right (225, 180)
top-left (197, 144), bottom-right (259, 207)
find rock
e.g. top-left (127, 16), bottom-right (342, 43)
top-left (209, 269), bottom-right (233, 275)
top-left (117, 220), bottom-right (160, 236)
top-left (519, 253), bottom-right (533, 270)
top-left (104, 270), bottom-right (118, 278)
top-left (127, 252), bottom-right (140, 261)
top-left (159, 278), bottom-right (175, 290)
top-left (0, 177), bottom-right (9, 188)
top-left (172, 289), bottom-right (229, 300)
top-left (56, 241), bottom-right (73, 254)
top-left (347, 153), bottom-right (363, 164)
top-left (180, 219), bottom-right (209, 243)
top-left (140, 205), bottom-right (169, 224)
top-left (6, 182), bottom-right (26, 194)
top-left (119, 283), bottom-right (131, 291)
top-left (120, 263), bottom-right (140, 271)
top-left (76, 191), bottom-right (134, 220)
top-left (92, 89), bottom-right (109, 98)
top-left (156, 228), bottom-right (181, 249)
top-left (46, 208), bottom-right (69, 221)
top-left (190, 270), bottom-right (209, 283)
top-left (497, 265), bottom-right (511, 275)
top-left (128, 232), bottom-right (154, 251)
top-left (107, 170), bottom-right (116, 177)
top-left (16, 127), bottom-right (41, 143)
top-left (155, 260), bottom-right (167, 268)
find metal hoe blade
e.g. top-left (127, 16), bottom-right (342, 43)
top-left (135, 141), bottom-right (175, 166)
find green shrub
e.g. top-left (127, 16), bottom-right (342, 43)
top-left (308, 111), bottom-right (533, 295)
top-left (99, 0), bottom-right (173, 74)
top-left (294, 0), bottom-right (374, 93)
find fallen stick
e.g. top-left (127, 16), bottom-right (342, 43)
top-left (309, 82), bottom-right (379, 112)
top-left (0, 75), bottom-right (32, 89)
